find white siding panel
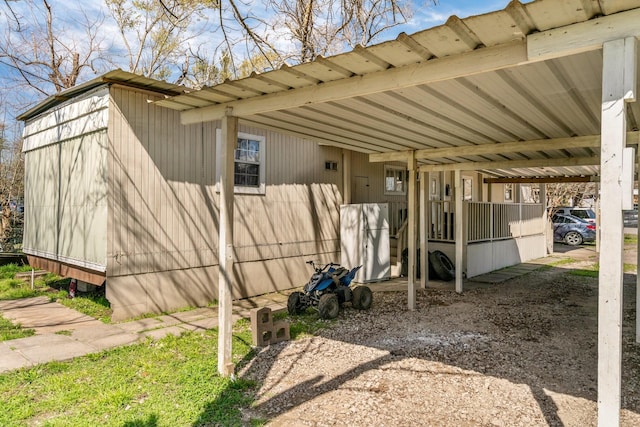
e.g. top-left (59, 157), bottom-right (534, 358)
top-left (22, 111), bottom-right (108, 152)
top-left (23, 131), bottom-right (108, 270)
top-left (23, 146), bottom-right (60, 257)
top-left (22, 87), bottom-right (109, 151)
top-left (466, 234), bottom-right (546, 278)
top-left (465, 242), bottom-right (494, 278)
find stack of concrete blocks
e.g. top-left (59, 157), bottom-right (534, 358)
top-left (250, 307), bottom-right (290, 346)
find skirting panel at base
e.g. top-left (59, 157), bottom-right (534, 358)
top-left (107, 253), bottom-right (339, 321)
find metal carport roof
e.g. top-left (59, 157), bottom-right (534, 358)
top-left (156, 0), bottom-right (640, 179)
top-left (154, 1), bottom-right (640, 424)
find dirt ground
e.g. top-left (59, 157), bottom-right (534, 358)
top-left (240, 246), bottom-right (640, 426)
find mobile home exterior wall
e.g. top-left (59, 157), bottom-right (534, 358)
top-left (106, 87), bottom-right (344, 319)
top-left (22, 82), bottom-right (347, 320)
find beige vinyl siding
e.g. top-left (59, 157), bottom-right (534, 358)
top-left (107, 87), bottom-right (218, 277)
top-left (350, 151), bottom-right (408, 204)
top-left (22, 90), bottom-right (108, 271)
top-left (107, 88), bottom-right (343, 315)
top-left (107, 88), bottom-right (344, 317)
top-left (233, 125), bottom-right (343, 264)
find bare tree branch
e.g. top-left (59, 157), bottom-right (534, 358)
top-left (2, 0), bottom-right (22, 31)
top-left (0, 0), bottom-right (108, 98)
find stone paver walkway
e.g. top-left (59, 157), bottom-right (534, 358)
top-left (0, 293), bottom-right (288, 373)
top-left (0, 245), bottom-right (601, 373)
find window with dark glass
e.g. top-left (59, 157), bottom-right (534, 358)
top-left (215, 130), bottom-right (266, 195)
top-left (234, 138), bottom-right (261, 187)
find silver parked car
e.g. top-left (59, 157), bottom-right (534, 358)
top-left (552, 214), bottom-right (596, 246)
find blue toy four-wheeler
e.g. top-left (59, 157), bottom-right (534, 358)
top-left (287, 261), bottom-right (372, 319)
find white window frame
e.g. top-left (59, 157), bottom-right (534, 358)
top-left (384, 164), bottom-right (407, 196)
top-left (463, 177), bottom-right (473, 201)
top-left (216, 129), bottom-right (266, 195)
top-left (504, 183), bottom-right (513, 202)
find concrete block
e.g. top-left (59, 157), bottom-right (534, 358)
top-left (251, 307), bottom-right (273, 346)
top-left (271, 320), bottom-right (291, 344)
top-left (250, 307), bottom-right (290, 347)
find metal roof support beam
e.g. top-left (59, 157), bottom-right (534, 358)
top-left (636, 145), bottom-right (640, 345)
top-left (528, 8), bottom-right (640, 61)
top-left (343, 150), bottom-right (352, 204)
top-left (369, 150), bottom-right (414, 163)
top-left (416, 135), bottom-right (604, 160)
top-left (597, 36), bottom-right (637, 427)
top-left (483, 176), bottom-right (597, 184)
top-left (539, 184), bottom-right (549, 255)
top-left (454, 169), bottom-right (464, 294)
top-left (418, 156), bottom-right (600, 173)
top-left (419, 171), bottom-right (428, 290)
top-left (218, 111), bottom-right (238, 377)
top-left (368, 133), bottom-right (640, 164)
top-left (180, 41), bottom-right (528, 125)
top-left (407, 151), bottom-right (417, 311)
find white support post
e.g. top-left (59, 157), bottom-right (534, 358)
top-left (419, 171), bottom-right (428, 289)
top-left (539, 183), bottom-right (548, 254)
top-left (598, 37), bottom-right (636, 427)
top-left (407, 152), bottom-right (417, 310)
top-left (596, 189), bottom-right (601, 254)
top-left (342, 149), bottom-right (351, 204)
top-left (454, 169), bottom-right (463, 293)
top-left (218, 112), bottom-right (238, 377)
top-left (637, 147), bottom-right (640, 344)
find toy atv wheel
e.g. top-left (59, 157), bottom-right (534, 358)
top-left (352, 286), bottom-right (373, 310)
top-left (287, 291), bottom-right (305, 315)
top-left (318, 294), bottom-right (340, 319)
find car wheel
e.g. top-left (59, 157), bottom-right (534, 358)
top-left (318, 293), bottom-right (340, 319)
top-left (352, 286), bottom-right (373, 310)
top-left (429, 250), bottom-right (455, 281)
top-left (564, 231), bottom-right (583, 246)
top-left (287, 291), bottom-right (305, 315)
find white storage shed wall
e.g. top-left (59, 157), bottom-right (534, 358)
top-left (22, 87), bottom-right (109, 276)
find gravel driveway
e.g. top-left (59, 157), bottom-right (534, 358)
top-left (241, 256), bottom-right (640, 426)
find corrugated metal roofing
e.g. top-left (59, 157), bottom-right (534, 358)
top-left (156, 0), bottom-right (640, 179)
top-left (17, 70), bottom-right (186, 121)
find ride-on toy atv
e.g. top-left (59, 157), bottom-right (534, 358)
top-left (287, 261), bottom-right (372, 319)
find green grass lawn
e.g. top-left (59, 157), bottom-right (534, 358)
top-left (0, 324), bottom-right (264, 427)
top-left (0, 264), bottom-right (67, 301)
top-left (569, 262), bottom-right (637, 278)
top-left (57, 290), bottom-right (112, 323)
top-left (0, 296), bottom-right (332, 426)
top-left (0, 315), bottom-right (35, 341)
top-left (0, 263), bottom-right (113, 323)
